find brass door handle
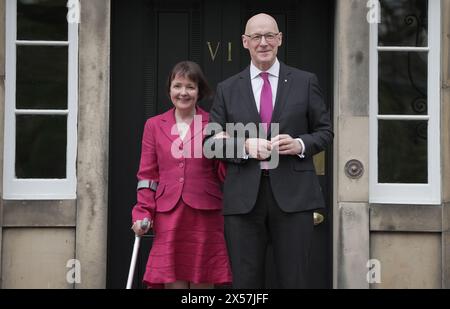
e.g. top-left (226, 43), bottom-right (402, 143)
top-left (313, 212), bottom-right (325, 226)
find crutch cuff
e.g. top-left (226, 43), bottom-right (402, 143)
top-left (137, 180), bottom-right (158, 192)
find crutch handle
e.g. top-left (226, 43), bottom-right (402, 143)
top-left (141, 217), bottom-right (150, 231)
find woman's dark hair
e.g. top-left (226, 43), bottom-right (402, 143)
top-left (167, 61), bottom-right (212, 102)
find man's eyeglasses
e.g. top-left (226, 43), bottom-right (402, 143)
top-left (244, 32), bottom-right (280, 43)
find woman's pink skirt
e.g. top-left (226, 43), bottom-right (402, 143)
top-left (143, 198), bottom-right (232, 287)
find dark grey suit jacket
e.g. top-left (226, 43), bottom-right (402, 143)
top-left (206, 62), bottom-right (333, 215)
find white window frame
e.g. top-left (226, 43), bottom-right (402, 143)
top-left (3, 0), bottom-right (78, 200)
top-left (369, 0), bottom-right (441, 205)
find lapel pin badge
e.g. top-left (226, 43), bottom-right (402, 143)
top-left (284, 79), bottom-right (288, 83)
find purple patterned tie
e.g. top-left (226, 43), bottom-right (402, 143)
top-left (259, 72), bottom-right (273, 170)
top-left (259, 72), bottom-right (273, 133)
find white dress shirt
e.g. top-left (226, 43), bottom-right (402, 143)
top-left (247, 59), bottom-right (305, 158)
top-left (250, 59), bottom-right (279, 112)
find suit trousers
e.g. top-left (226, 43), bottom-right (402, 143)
top-left (224, 175), bottom-right (314, 289)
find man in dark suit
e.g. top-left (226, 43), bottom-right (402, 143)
top-left (205, 13), bottom-right (333, 288)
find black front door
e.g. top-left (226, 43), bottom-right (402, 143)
top-left (108, 0), bottom-right (334, 289)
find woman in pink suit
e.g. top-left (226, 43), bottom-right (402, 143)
top-left (131, 61), bottom-right (231, 289)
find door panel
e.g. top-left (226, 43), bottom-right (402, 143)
top-left (108, 0), bottom-right (334, 289)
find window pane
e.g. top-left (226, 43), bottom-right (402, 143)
top-left (16, 45), bottom-right (68, 109)
top-left (379, 0), bottom-right (428, 47)
top-left (16, 115), bottom-right (67, 179)
top-left (379, 52), bottom-right (427, 115)
top-left (17, 0), bottom-right (68, 41)
top-left (378, 120), bottom-right (427, 184)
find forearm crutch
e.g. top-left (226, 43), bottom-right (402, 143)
top-left (126, 217), bottom-right (149, 289)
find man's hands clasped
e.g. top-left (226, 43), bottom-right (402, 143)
top-left (245, 134), bottom-right (302, 160)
